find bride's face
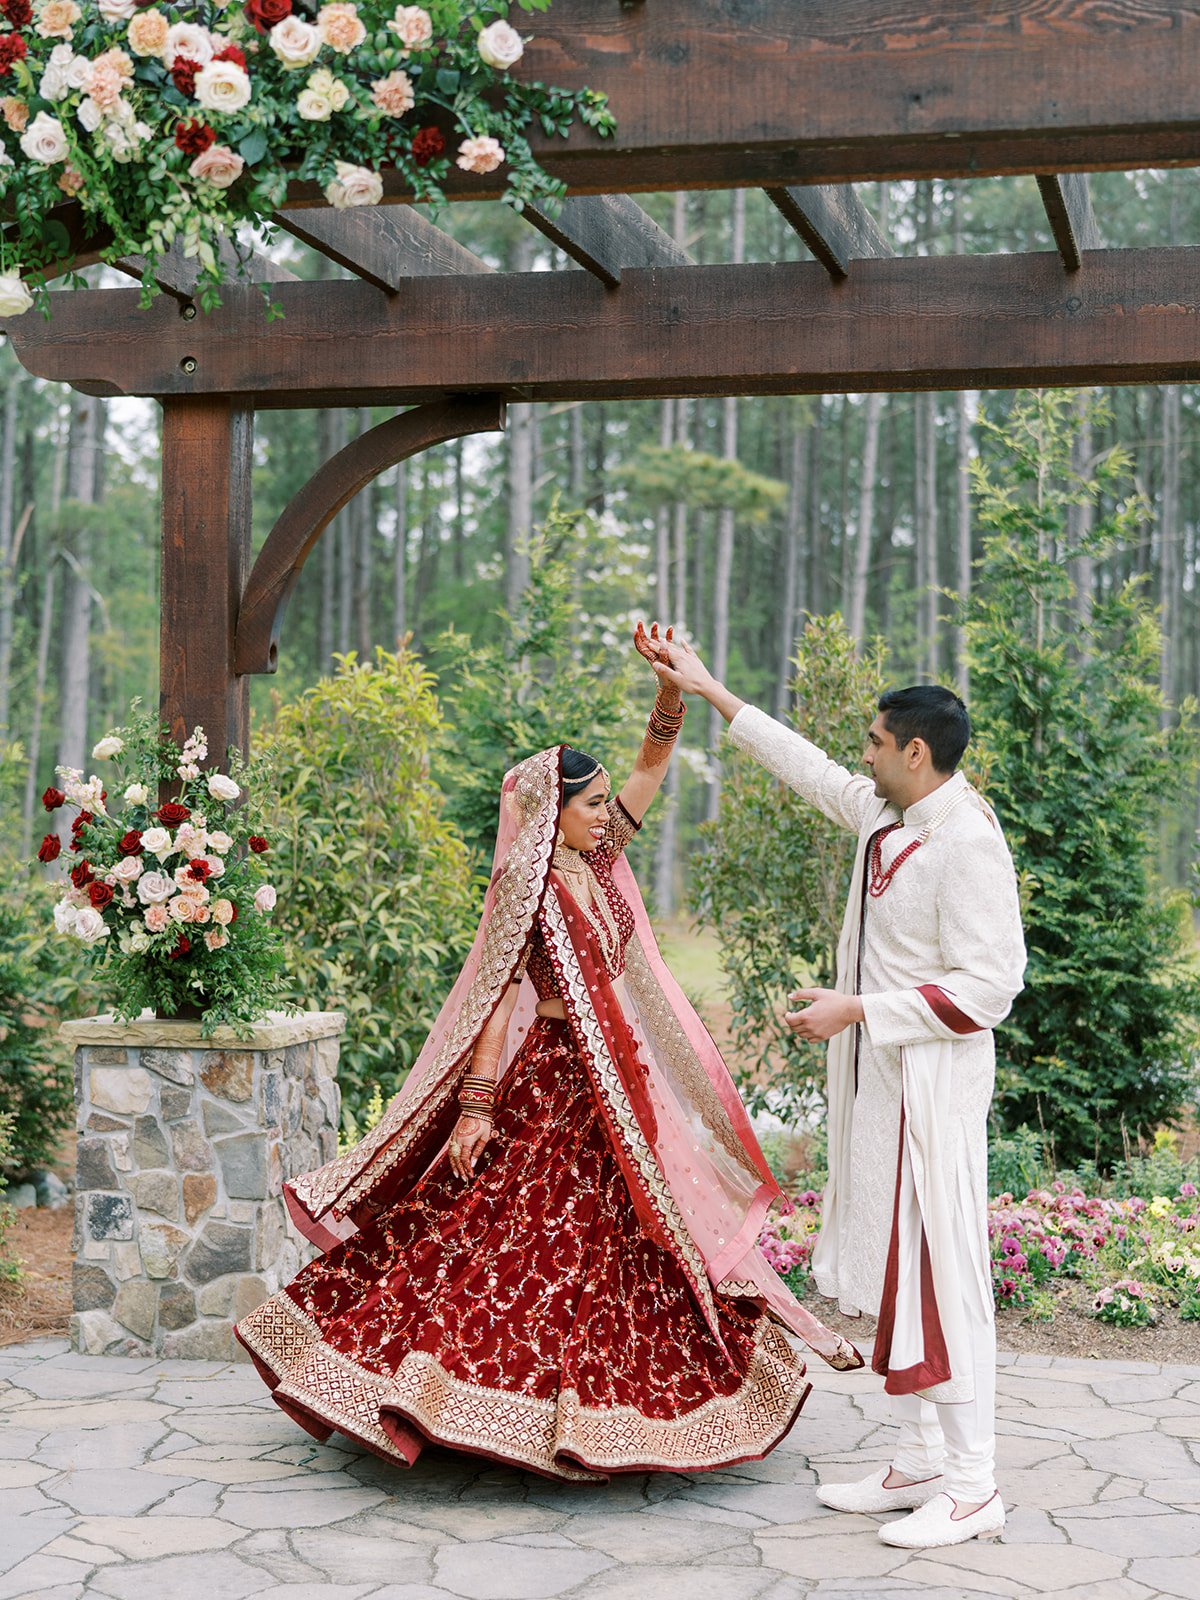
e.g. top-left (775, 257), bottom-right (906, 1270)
top-left (560, 777), bottom-right (610, 852)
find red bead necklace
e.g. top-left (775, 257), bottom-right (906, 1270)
top-left (867, 822), bottom-right (923, 897)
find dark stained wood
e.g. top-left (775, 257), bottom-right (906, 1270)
top-left (764, 185), bottom-right (891, 277)
top-left (16, 250), bottom-right (1200, 403)
top-left (274, 206), bottom-right (491, 291)
top-left (522, 195), bottom-right (692, 285)
top-left (1036, 173), bottom-right (1103, 271)
top-left (234, 396), bottom-right (504, 675)
top-left (115, 238), bottom-right (297, 303)
top-left (160, 398), bottom-right (254, 762)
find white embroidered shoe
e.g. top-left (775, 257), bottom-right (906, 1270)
top-left (816, 1465), bottom-right (945, 1515)
top-left (878, 1490), bottom-right (1005, 1548)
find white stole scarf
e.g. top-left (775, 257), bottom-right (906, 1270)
top-left (812, 801), bottom-right (985, 1405)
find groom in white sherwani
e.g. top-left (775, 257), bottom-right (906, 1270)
top-left (652, 642), bottom-right (1026, 1551)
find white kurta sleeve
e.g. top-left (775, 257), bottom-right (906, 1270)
top-left (728, 704), bottom-right (880, 835)
top-left (860, 827), bottom-right (1027, 1047)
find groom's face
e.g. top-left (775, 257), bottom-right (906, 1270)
top-left (863, 715), bottom-right (903, 801)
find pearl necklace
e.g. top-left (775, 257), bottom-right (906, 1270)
top-left (867, 786), bottom-right (970, 898)
top-left (552, 845), bottom-right (621, 967)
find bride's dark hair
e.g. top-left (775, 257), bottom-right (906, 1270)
top-left (561, 746), bottom-right (604, 801)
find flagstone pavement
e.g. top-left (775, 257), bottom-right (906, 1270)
top-left (2, 1338), bottom-right (1200, 1600)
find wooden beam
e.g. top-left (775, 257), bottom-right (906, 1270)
top-left (115, 237), bottom-right (296, 303)
top-left (1036, 174), bottom-right (1103, 271)
top-left (274, 205), bottom-right (491, 291)
top-left (160, 398), bottom-right (254, 763)
top-left (14, 250), bottom-right (1200, 403)
top-left (522, 195), bottom-right (691, 286)
top-left (764, 185), bottom-right (891, 278)
top-left (234, 396), bottom-right (504, 675)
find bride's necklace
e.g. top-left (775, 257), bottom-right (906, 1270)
top-left (552, 844), bottom-right (621, 967)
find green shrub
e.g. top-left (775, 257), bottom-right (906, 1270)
top-left (0, 1112), bottom-right (23, 1284)
top-left (262, 648), bottom-right (477, 1129)
top-left (987, 1124), bottom-right (1047, 1199)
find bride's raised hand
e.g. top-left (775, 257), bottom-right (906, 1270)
top-left (634, 620), bottom-right (674, 667)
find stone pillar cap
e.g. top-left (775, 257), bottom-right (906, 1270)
top-left (61, 1010), bottom-right (346, 1049)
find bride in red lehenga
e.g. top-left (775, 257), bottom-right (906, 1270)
top-left (237, 623), bottom-right (861, 1482)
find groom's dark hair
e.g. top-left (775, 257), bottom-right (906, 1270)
top-left (878, 686), bottom-right (970, 774)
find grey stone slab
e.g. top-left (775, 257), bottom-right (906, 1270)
top-left (251, 1588), bottom-right (377, 1600)
top-left (0, 1518), bottom-right (77, 1583)
top-left (1074, 1428), bottom-right (1199, 1480)
top-left (1057, 1512), bottom-right (1200, 1558)
top-left (1125, 1557), bottom-right (1200, 1599)
top-left (433, 1541), bottom-right (612, 1599)
top-left (34, 1421), bottom-right (168, 1472)
top-left (0, 1554), bottom-right (91, 1600)
top-left (290, 1530), bottom-right (433, 1584)
top-left (581, 1570), bottom-right (775, 1600)
top-left (219, 1485), bottom-right (387, 1529)
top-left (88, 1550), bottom-right (268, 1600)
top-left (568, 1512), bottom-right (744, 1562)
top-left (47, 1465), bottom-right (191, 1515)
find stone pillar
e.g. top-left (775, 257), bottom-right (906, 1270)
top-left (63, 1010), bottom-right (343, 1361)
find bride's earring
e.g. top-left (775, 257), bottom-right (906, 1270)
top-left (555, 828), bottom-right (565, 847)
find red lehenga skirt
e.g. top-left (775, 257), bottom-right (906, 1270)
top-left (236, 1017), bottom-right (811, 1481)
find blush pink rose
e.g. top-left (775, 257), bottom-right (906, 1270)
top-left (253, 884), bottom-right (277, 912)
top-left (455, 135), bottom-right (503, 175)
top-left (143, 904), bottom-right (170, 932)
top-left (188, 143), bottom-right (245, 188)
top-left (370, 68), bottom-right (414, 116)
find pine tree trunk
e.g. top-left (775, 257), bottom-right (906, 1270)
top-left (847, 394), bottom-right (883, 645)
top-left (776, 420), bottom-right (808, 715)
top-left (1159, 383), bottom-right (1180, 723)
top-left (1069, 393), bottom-right (1095, 639)
top-left (354, 408), bottom-right (373, 657)
top-left (955, 388), bottom-right (973, 694)
top-left (0, 371), bottom-right (19, 741)
top-left (393, 460), bottom-right (408, 645)
top-left (505, 232), bottom-right (536, 612)
top-left (55, 394), bottom-right (103, 814)
top-left (21, 560), bottom-right (56, 857)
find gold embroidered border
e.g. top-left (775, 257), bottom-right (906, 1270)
top-left (540, 888), bottom-right (719, 1331)
top-left (238, 1294), bottom-right (809, 1478)
top-left (292, 749), bottom-right (561, 1223)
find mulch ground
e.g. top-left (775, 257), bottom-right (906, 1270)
top-left (0, 1207), bottom-right (72, 1349)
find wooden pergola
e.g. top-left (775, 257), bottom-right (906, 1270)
top-left (4, 0), bottom-right (1200, 764)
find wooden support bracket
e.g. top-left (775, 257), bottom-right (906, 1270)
top-left (764, 184), bottom-right (891, 277)
top-left (234, 395), bottom-right (505, 676)
top-left (1036, 174), bottom-right (1103, 271)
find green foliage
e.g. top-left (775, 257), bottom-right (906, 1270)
top-left (263, 647), bottom-right (477, 1128)
top-left (987, 1124), bottom-right (1047, 1200)
top-left (692, 614), bottom-right (886, 1117)
top-left (965, 391), bottom-right (1200, 1169)
top-left (0, 1113), bottom-right (22, 1285)
top-left (437, 505), bottom-right (646, 866)
top-left (1, 744), bottom-right (75, 1179)
top-left (620, 444), bottom-right (787, 522)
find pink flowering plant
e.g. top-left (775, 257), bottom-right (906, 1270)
top-left (757, 1189), bottom-right (822, 1297)
top-left (34, 704), bottom-right (283, 1031)
top-left (0, 0), bottom-right (615, 317)
top-left (1093, 1278), bottom-right (1157, 1329)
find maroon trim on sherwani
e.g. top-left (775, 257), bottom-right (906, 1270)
top-left (872, 1109), bottom-right (953, 1395)
top-left (916, 983), bottom-right (984, 1036)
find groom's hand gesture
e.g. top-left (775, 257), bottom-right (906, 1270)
top-left (785, 987), bottom-right (865, 1040)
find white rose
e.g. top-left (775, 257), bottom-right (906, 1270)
top-left (163, 21), bottom-right (214, 68)
top-left (269, 15), bottom-right (321, 69)
top-left (297, 88), bottom-right (333, 122)
top-left (206, 772), bottom-right (240, 801)
top-left (38, 43), bottom-right (74, 101)
top-left (20, 111), bottom-right (70, 164)
top-left (194, 61), bottom-right (251, 113)
top-left (91, 734), bottom-right (124, 760)
top-left (98, 0), bottom-right (137, 19)
top-left (64, 51), bottom-right (91, 90)
top-left (0, 275), bottom-right (33, 318)
top-left (324, 159), bottom-right (382, 209)
top-left (53, 899), bottom-right (79, 935)
top-left (476, 19), bottom-right (523, 70)
top-left (123, 782), bottom-right (149, 806)
top-left (254, 884), bottom-right (277, 913)
top-left (77, 100), bottom-right (103, 133)
top-left (127, 928), bottom-right (150, 953)
top-left (74, 907), bottom-right (110, 944)
top-left (140, 825), bottom-right (172, 859)
top-left (136, 870), bottom-right (174, 904)
top-left (111, 855), bottom-right (143, 884)
top-left (207, 830), bottom-right (232, 854)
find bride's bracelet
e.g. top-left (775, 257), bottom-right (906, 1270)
top-left (458, 1073), bottom-right (496, 1120)
top-left (641, 689), bottom-right (686, 769)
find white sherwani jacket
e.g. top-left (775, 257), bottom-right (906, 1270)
top-left (729, 705), bottom-right (1027, 1402)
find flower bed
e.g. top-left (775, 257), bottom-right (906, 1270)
top-left (35, 706), bottom-right (284, 1030)
top-left (0, 0), bottom-right (614, 315)
top-left (758, 1176), bottom-right (1200, 1332)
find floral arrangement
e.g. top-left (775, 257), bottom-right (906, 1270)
top-left (0, 0), bottom-right (614, 316)
top-left (35, 706), bottom-right (284, 1030)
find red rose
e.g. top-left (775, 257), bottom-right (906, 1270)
top-left (230, 903), bottom-right (239, 922)
top-left (37, 834), bottom-right (61, 863)
top-left (156, 801), bottom-right (190, 825)
top-left (87, 881), bottom-right (115, 909)
top-left (248, 835), bottom-right (270, 854)
top-left (118, 830), bottom-right (144, 857)
top-left (0, 33), bottom-right (27, 76)
top-left (243, 0), bottom-right (290, 33)
top-left (71, 810), bottom-right (93, 833)
top-left (70, 860), bottom-right (95, 888)
top-left (186, 857), bottom-right (212, 882)
top-left (168, 933), bottom-right (191, 960)
top-left (41, 786), bottom-right (66, 811)
top-left (411, 126), bottom-right (445, 168)
top-left (171, 56), bottom-right (202, 97)
top-left (175, 118), bottom-right (215, 155)
top-left (0, 0), bottom-right (33, 26)
top-left (213, 43), bottom-right (246, 67)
